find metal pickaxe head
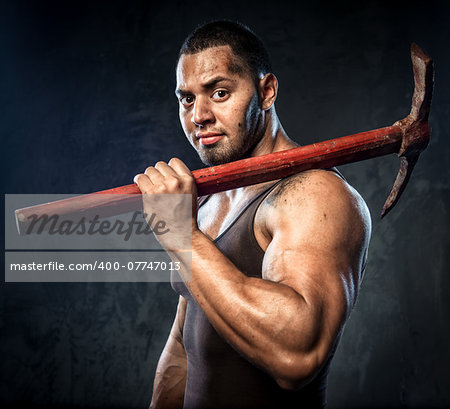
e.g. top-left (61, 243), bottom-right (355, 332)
top-left (381, 43), bottom-right (434, 218)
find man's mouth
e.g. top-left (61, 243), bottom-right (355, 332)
top-left (196, 132), bottom-right (224, 146)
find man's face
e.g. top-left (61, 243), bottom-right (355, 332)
top-left (175, 46), bottom-right (264, 166)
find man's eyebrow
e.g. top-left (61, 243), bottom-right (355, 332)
top-left (202, 76), bottom-right (235, 89)
top-left (175, 88), bottom-right (191, 97)
top-left (175, 77), bottom-right (235, 96)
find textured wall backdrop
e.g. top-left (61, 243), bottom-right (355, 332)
top-left (1, 1), bottom-right (449, 408)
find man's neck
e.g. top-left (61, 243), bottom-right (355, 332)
top-left (250, 110), bottom-right (297, 158)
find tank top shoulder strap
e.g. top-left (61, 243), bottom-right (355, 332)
top-left (329, 166), bottom-right (346, 181)
top-left (198, 194), bottom-right (212, 208)
top-left (214, 178), bottom-right (285, 244)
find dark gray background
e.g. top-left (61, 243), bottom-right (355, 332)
top-left (1, 1), bottom-right (449, 408)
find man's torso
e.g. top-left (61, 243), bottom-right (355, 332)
top-left (172, 175), bottom-right (333, 408)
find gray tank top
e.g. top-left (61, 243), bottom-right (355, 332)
top-left (172, 177), bottom-right (335, 408)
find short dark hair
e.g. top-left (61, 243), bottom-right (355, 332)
top-left (178, 20), bottom-right (272, 83)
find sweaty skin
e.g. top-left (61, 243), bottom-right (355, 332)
top-left (134, 45), bottom-right (371, 408)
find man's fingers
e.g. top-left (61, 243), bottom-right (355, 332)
top-left (135, 159), bottom-right (195, 194)
top-left (145, 165), bottom-right (165, 184)
top-left (168, 157), bottom-right (193, 176)
top-left (153, 161), bottom-right (185, 190)
top-left (154, 161), bottom-right (178, 177)
top-left (133, 173), bottom-right (154, 193)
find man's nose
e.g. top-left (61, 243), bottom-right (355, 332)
top-left (191, 96), bottom-right (214, 126)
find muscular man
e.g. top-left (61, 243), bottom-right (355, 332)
top-left (134, 20), bottom-right (371, 409)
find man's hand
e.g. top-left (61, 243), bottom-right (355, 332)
top-left (133, 158), bottom-right (199, 250)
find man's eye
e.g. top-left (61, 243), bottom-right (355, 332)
top-left (212, 90), bottom-right (229, 100)
top-left (180, 96), bottom-right (194, 106)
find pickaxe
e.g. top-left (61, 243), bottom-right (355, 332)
top-left (15, 44), bottom-right (433, 235)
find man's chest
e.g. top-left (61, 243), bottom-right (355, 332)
top-left (197, 193), bottom-right (248, 240)
top-left (196, 182), bottom-right (274, 244)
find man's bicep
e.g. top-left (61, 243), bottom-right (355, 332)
top-left (261, 172), bottom-right (371, 345)
top-left (262, 171), bottom-right (370, 289)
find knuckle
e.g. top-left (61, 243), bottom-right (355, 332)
top-left (153, 185), bottom-right (165, 194)
top-left (182, 174), bottom-right (194, 184)
top-left (165, 176), bottom-right (180, 188)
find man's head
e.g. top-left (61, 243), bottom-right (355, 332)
top-left (178, 20), bottom-right (272, 86)
top-left (175, 21), bottom-right (278, 166)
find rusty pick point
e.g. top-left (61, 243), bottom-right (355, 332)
top-left (381, 43), bottom-right (434, 218)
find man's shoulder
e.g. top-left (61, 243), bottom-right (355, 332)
top-left (266, 169), bottom-right (353, 204)
top-left (258, 169), bottom-right (371, 231)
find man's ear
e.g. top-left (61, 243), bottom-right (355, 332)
top-left (258, 73), bottom-right (278, 111)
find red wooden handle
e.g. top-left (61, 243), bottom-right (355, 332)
top-left (15, 125), bottom-right (402, 234)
